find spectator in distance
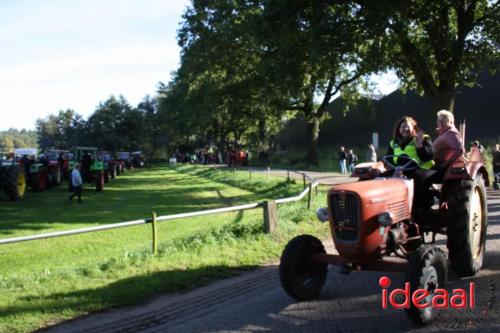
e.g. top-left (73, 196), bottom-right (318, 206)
top-left (69, 163), bottom-right (83, 203)
top-left (338, 146), bottom-right (347, 174)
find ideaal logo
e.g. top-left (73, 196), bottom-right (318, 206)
top-left (379, 276), bottom-right (475, 309)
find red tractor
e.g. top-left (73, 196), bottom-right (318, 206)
top-left (98, 151), bottom-right (119, 182)
top-left (279, 151), bottom-right (488, 324)
top-left (116, 152), bottom-right (132, 173)
top-left (43, 150), bottom-right (66, 187)
top-left (228, 149), bottom-right (249, 167)
top-left (15, 148), bottom-right (48, 192)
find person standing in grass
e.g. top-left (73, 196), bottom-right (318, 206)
top-left (347, 149), bottom-right (358, 173)
top-left (69, 163), bottom-right (83, 203)
top-left (338, 146), bottom-right (347, 174)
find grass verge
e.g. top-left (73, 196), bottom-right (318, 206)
top-left (0, 165), bottom-right (329, 333)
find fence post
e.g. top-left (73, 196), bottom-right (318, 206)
top-left (151, 212), bottom-right (158, 256)
top-left (315, 182), bottom-right (319, 195)
top-left (302, 173), bottom-right (306, 189)
top-left (287, 169), bottom-right (290, 182)
top-left (267, 166), bottom-right (270, 182)
top-left (263, 200), bottom-right (277, 234)
top-left (307, 182), bottom-right (312, 209)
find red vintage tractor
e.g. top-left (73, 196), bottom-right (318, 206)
top-left (98, 151), bottom-right (119, 182)
top-left (44, 150), bottom-right (66, 187)
top-left (15, 148), bottom-right (48, 192)
top-left (279, 150), bottom-right (488, 324)
top-left (116, 152), bottom-right (132, 173)
top-left (228, 149), bottom-right (249, 167)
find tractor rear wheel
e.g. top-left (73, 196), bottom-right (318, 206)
top-left (4, 166), bottom-right (26, 201)
top-left (95, 171), bottom-right (104, 191)
top-left (279, 235), bottom-right (327, 301)
top-left (446, 175), bottom-right (487, 277)
top-left (405, 245), bottom-right (447, 325)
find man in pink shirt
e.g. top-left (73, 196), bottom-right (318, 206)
top-left (432, 110), bottom-right (464, 172)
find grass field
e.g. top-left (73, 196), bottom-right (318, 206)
top-left (0, 165), bottom-right (329, 333)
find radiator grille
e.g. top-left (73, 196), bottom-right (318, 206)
top-left (388, 200), bottom-right (409, 222)
top-left (329, 193), bottom-right (360, 241)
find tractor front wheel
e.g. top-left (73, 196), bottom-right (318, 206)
top-left (279, 235), bottom-right (327, 301)
top-left (446, 175), bottom-right (487, 277)
top-left (405, 245), bottom-right (447, 325)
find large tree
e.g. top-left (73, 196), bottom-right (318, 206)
top-left (36, 109), bottom-right (84, 149)
top-left (359, 0), bottom-right (499, 112)
top-left (259, 0), bottom-right (382, 165)
top-left (172, 0), bottom-right (282, 151)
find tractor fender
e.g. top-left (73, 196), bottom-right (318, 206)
top-left (444, 157), bottom-right (490, 187)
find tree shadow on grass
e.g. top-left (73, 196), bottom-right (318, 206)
top-left (0, 169), bottom-right (294, 236)
top-left (3, 264), bottom-right (259, 331)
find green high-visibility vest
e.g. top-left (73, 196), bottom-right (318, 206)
top-left (390, 136), bottom-right (434, 169)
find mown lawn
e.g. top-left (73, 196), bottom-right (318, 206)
top-left (0, 165), bottom-right (329, 333)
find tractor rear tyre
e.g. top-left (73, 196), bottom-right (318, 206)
top-left (95, 171), bottom-right (104, 192)
top-left (279, 235), bottom-right (327, 301)
top-left (405, 245), bottom-right (447, 325)
top-left (4, 166), bottom-right (26, 201)
top-left (446, 175), bottom-right (487, 277)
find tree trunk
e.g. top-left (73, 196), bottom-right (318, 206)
top-left (306, 117), bottom-right (320, 167)
top-left (432, 88), bottom-right (456, 113)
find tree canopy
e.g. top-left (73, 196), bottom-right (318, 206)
top-left (30, 0), bottom-right (499, 165)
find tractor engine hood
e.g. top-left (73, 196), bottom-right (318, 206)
top-left (327, 178), bottom-right (413, 262)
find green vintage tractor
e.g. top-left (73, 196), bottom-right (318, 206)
top-left (68, 147), bottom-right (105, 192)
top-left (0, 154), bottom-right (26, 201)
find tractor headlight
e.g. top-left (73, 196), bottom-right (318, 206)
top-left (316, 207), bottom-right (329, 223)
top-left (377, 212), bottom-right (392, 227)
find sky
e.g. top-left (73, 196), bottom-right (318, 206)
top-left (0, 0), bottom-right (191, 131)
top-left (0, 0), bottom-right (398, 131)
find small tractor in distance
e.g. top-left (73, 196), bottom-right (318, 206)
top-left (98, 151), bottom-right (118, 182)
top-left (69, 147), bottom-right (104, 191)
top-left (279, 149), bottom-right (489, 325)
top-left (15, 148), bottom-right (48, 192)
top-left (116, 151), bottom-right (132, 172)
top-left (0, 153), bottom-right (26, 201)
top-left (131, 151), bottom-right (145, 168)
top-left (43, 149), bottom-right (66, 187)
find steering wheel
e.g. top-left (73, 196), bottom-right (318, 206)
top-left (382, 154), bottom-right (420, 173)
